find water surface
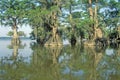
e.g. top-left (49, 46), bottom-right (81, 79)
top-left (0, 38), bottom-right (120, 80)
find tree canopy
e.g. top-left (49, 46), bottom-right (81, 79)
top-left (0, 0), bottom-right (119, 45)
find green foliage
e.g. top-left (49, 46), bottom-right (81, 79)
top-left (7, 31), bottom-right (13, 36)
top-left (18, 31), bottom-right (26, 37)
top-left (0, 0), bottom-right (119, 43)
top-left (7, 31), bottom-right (26, 37)
top-left (0, 0), bottom-right (30, 26)
top-left (100, 0), bottom-right (119, 33)
top-left (72, 12), bottom-right (82, 18)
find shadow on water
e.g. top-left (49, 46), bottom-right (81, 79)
top-left (0, 40), bottom-right (120, 80)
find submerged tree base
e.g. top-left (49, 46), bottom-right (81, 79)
top-left (83, 40), bottom-right (95, 46)
top-left (11, 38), bottom-right (20, 45)
top-left (45, 42), bottom-right (63, 47)
top-left (44, 33), bottom-right (63, 46)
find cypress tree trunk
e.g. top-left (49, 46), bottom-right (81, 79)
top-left (94, 0), bottom-right (98, 40)
top-left (88, 0), bottom-right (93, 20)
top-left (88, 0), bottom-right (94, 41)
top-left (12, 25), bottom-right (19, 45)
top-left (44, 0), bottom-right (63, 46)
top-left (94, 0), bottom-right (103, 39)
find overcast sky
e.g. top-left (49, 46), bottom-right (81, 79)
top-left (0, 25), bottom-right (32, 37)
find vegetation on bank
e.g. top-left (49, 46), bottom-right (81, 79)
top-left (0, 0), bottom-right (120, 46)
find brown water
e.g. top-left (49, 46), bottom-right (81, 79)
top-left (0, 38), bottom-right (120, 80)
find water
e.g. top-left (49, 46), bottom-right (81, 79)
top-left (0, 38), bottom-right (120, 80)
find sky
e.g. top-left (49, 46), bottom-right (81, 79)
top-left (0, 25), bottom-right (32, 37)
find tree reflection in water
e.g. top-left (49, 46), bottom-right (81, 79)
top-left (60, 45), bottom-right (120, 80)
top-left (30, 43), bottom-right (63, 80)
top-left (0, 41), bottom-right (120, 80)
top-left (0, 40), bottom-right (27, 80)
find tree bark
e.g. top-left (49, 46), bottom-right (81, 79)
top-left (12, 25), bottom-right (19, 45)
top-left (88, 0), bottom-right (94, 40)
top-left (88, 0), bottom-right (93, 20)
top-left (94, 0), bottom-right (103, 39)
top-left (94, 0), bottom-right (98, 39)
